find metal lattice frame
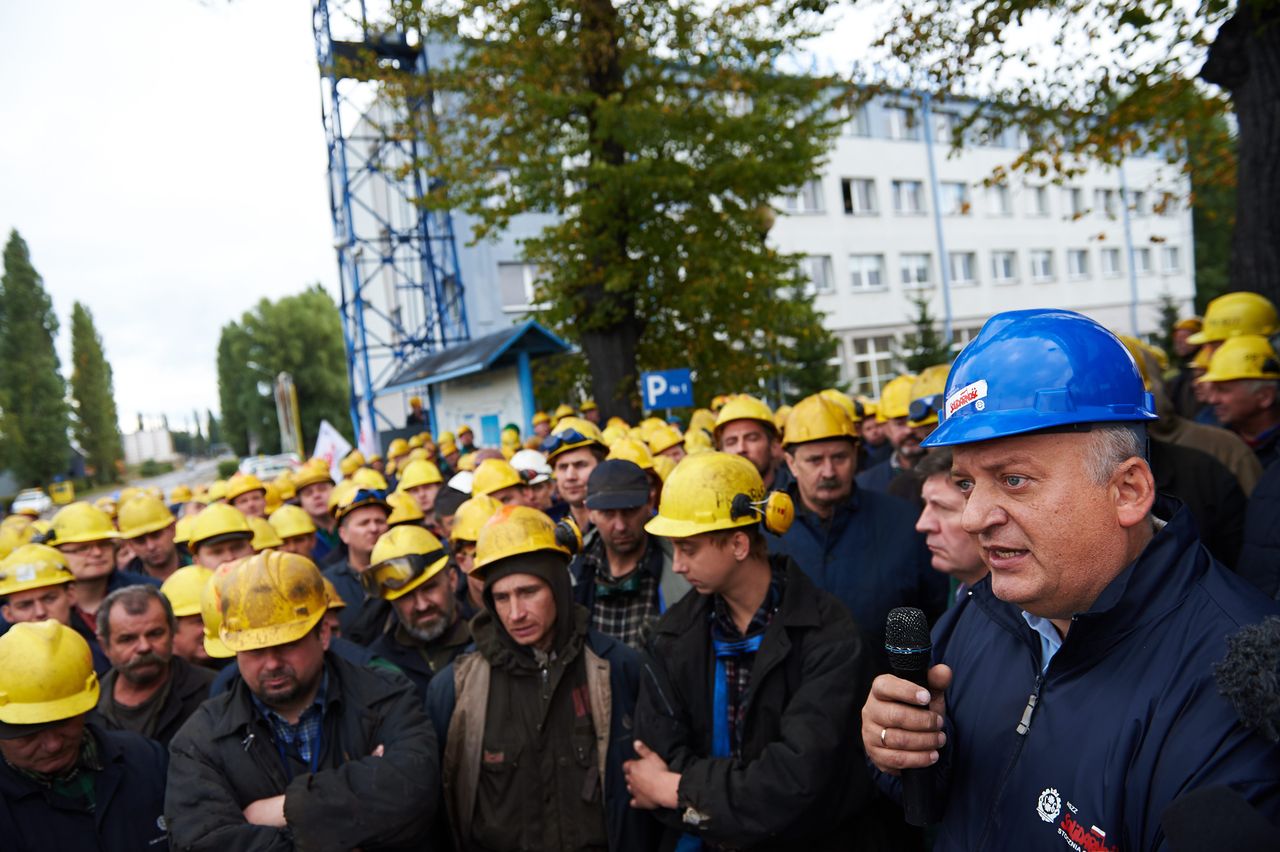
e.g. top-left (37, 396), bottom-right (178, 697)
top-left (313, 0), bottom-right (469, 441)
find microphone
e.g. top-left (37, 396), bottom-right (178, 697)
top-left (1213, 614), bottom-right (1280, 744)
top-left (885, 606), bottom-right (938, 826)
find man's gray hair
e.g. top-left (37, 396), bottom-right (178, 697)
top-left (97, 584), bottom-right (176, 644)
top-left (1083, 424), bottom-right (1148, 486)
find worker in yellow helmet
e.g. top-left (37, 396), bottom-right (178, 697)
top-left (447, 495), bottom-right (503, 619)
top-left (160, 564), bottom-right (216, 667)
top-left (406, 394), bottom-right (429, 428)
top-left (456, 423), bottom-right (477, 454)
top-left (268, 505), bottom-right (318, 558)
top-left (293, 459), bottom-right (340, 563)
top-left (531, 410), bottom-right (552, 439)
top-left (165, 552), bottom-right (437, 849)
top-left (320, 483), bottom-right (391, 642)
top-left (541, 416), bottom-right (609, 533)
top-left (580, 399), bottom-right (601, 425)
top-left (1199, 335), bottom-right (1280, 469)
top-left (225, 473), bottom-right (268, 519)
top-left (856, 373), bottom-right (923, 493)
top-left (117, 493), bottom-right (190, 581)
top-left (713, 394), bottom-right (789, 492)
top-left (187, 504), bottom-right (255, 571)
top-left (0, 543), bottom-right (113, 673)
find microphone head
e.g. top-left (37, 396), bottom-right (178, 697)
top-left (886, 606), bottom-right (931, 650)
top-left (1214, 615), bottom-right (1280, 744)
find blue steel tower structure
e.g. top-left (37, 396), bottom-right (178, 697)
top-left (312, 0), bottom-right (469, 447)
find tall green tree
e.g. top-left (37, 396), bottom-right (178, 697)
top-left (898, 293), bottom-right (952, 373)
top-left (373, 0), bottom-right (843, 421)
top-left (68, 302), bottom-right (123, 484)
top-left (205, 409), bottom-right (223, 450)
top-left (217, 285), bottom-right (350, 456)
top-left (0, 231), bottom-right (70, 485)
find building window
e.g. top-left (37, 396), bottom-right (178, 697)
top-left (799, 255), bottom-right (835, 295)
top-left (784, 179), bottom-right (825, 214)
top-left (848, 334), bottom-right (898, 397)
top-left (841, 178), bottom-right (878, 215)
top-left (941, 182), bottom-right (971, 216)
top-left (1162, 245), bottom-right (1182, 273)
top-left (886, 105), bottom-right (921, 141)
top-left (1129, 190), bottom-right (1148, 217)
top-left (987, 184), bottom-right (1012, 216)
top-left (900, 253), bottom-right (932, 288)
top-left (1030, 250), bottom-right (1054, 282)
top-left (1028, 185), bottom-right (1050, 217)
top-left (1067, 249), bottom-right (1089, 279)
top-left (849, 254), bottom-right (887, 291)
top-left (498, 262), bottom-right (539, 311)
top-left (1101, 248), bottom-right (1122, 277)
top-left (991, 251), bottom-right (1018, 284)
top-left (1095, 188), bottom-right (1118, 218)
top-left (932, 110), bottom-right (963, 145)
top-left (1064, 187), bottom-right (1085, 218)
top-left (893, 180), bottom-right (926, 215)
top-left (842, 102), bottom-right (871, 137)
top-left (1134, 248), bottom-right (1153, 275)
top-left (948, 252), bottom-right (978, 286)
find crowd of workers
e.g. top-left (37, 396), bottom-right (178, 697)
top-left (0, 294), bottom-right (1278, 851)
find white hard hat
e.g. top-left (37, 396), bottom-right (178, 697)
top-left (510, 449), bottom-right (552, 485)
top-left (447, 471), bottom-right (474, 495)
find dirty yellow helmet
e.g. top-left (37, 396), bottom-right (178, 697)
top-left (173, 514), bottom-right (196, 547)
top-left (408, 447), bottom-right (430, 462)
top-left (906, 364), bottom-right (952, 428)
top-left (92, 496), bottom-right (117, 519)
top-left (200, 563), bottom-right (236, 659)
top-left (647, 424), bottom-right (685, 456)
top-left (207, 480), bottom-right (228, 502)
top-left (248, 516), bottom-right (284, 552)
top-left (532, 411), bottom-right (551, 427)
top-left (0, 621), bottom-right (99, 727)
top-left (782, 393), bottom-right (857, 447)
top-left (329, 480), bottom-right (391, 522)
top-left (714, 395), bottom-right (777, 444)
top-left (1188, 292), bottom-right (1279, 344)
top-left (217, 551), bottom-right (328, 653)
top-left (350, 467), bottom-right (389, 491)
top-left (160, 565), bottom-right (214, 618)
top-left (292, 461), bottom-right (334, 492)
top-left (773, 404), bottom-right (792, 433)
top-left (365, 525), bottom-right (449, 600)
top-left (387, 438), bottom-right (410, 460)
top-left (473, 505), bottom-right (574, 574)
top-left (607, 437), bottom-right (656, 471)
top-left (386, 491), bottom-right (426, 526)
top-left (225, 473), bottom-right (266, 504)
top-left (438, 430), bottom-right (456, 445)
top-left (651, 455), bottom-right (677, 482)
top-left (398, 459), bottom-right (444, 491)
top-left (50, 502), bottom-right (120, 546)
top-left (117, 494), bottom-right (176, 540)
top-left (322, 576), bottom-right (346, 611)
top-left (1198, 335), bottom-right (1280, 383)
top-left (449, 495), bottom-right (504, 545)
top-left (472, 459), bottom-right (525, 497)
top-left (169, 484), bottom-right (193, 504)
top-left (187, 503), bottom-right (252, 551)
top-left (877, 375), bottom-right (917, 421)
top-left (269, 505), bottom-right (316, 540)
top-left (0, 544), bottom-right (74, 597)
top-left (645, 451), bottom-right (793, 539)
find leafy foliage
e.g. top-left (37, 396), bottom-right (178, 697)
top-left (898, 292), bottom-right (953, 373)
top-left (69, 302), bottom-right (124, 484)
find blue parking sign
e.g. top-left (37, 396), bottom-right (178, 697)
top-left (641, 369), bottom-right (694, 409)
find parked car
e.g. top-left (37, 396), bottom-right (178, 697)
top-left (10, 488), bottom-right (53, 516)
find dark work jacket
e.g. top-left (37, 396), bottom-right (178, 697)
top-left (367, 615), bottom-right (472, 706)
top-left (208, 636), bottom-right (384, 697)
top-left (1247, 424), bottom-right (1280, 470)
top-left (0, 722), bottom-right (169, 852)
top-left (766, 483), bottom-right (946, 663)
top-left (854, 456), bottom-right (898, 493)
top-left (634, 556), bottom-right (882, 851)
top-left (883, 502), bottom-right (1280, 851)
top-left (1149, 437), bottom-right (1247, 570)
top-left (166, 652), bottom-right (438, 851)
top-left (322, 559), bottom-right (392, 644)
top-left (97, 655), bottom-right (217, 746)
top-left (1239, 460), bottom-right (1280, 598)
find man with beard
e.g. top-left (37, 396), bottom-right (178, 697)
top-left (94, 585), bottom-right (215, 746)
top-left (366, 526), bottom-right (472, 704)
top-left (165, 551), bottom-right (438, 850)
top-left (858, 366), bottom-right (948, 494)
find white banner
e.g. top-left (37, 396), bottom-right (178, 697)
top-left (312, 420), bottom-right (353, 481)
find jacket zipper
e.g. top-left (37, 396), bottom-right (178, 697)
top-left (975, 672), bottom-right (1045, 848)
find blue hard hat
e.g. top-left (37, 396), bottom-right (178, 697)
top-left (921, 309), bottom-right (1157, 447)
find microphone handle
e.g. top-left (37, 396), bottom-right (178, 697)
top-left (889, 654), bottom-right (937, 827)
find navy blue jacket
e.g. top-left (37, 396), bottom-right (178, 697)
top-left (765, 484), bottom-right (946, 661)
top-left (855, 457), bottom-right (898, 493)
top-left (892, 504), bottom-right (1280, 851)
top-left (0, 722), bottom-right (169, 851)
top-left (1239, 460), bottom-right (1280, 598)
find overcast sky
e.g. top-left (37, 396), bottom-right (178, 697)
top-left (0, 0), bottom-right (880, 436)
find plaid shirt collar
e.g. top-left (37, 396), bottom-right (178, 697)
top-left (711, 564), bottom-right (785, 641)
top-left (251, 670), bottom-right (330, 769)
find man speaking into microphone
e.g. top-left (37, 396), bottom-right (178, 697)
top-left (861, 310), bottom-right (1280, 851)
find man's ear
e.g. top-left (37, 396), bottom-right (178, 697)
top-left (1112, 458), bottom-right (1156, 529)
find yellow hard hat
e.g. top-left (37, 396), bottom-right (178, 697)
top-left (365, 525), bottom-right (449, 600)
top-left (50, 502), bottom-right (119, 546)
top-left (117, 494), bottom-right (176, 540)
top-left (1174, 316), bottom-right (1202, 333)
top-left (339, 455), bottom-right (361, 478)
top-left (684, 429), bottom-right (713, 454)
top-left (388, 438), bottom-right (410, 459)
top-left (580, 400), bottom-right (598, 412)
top-left (248, 516), bottom-right (284, 551)
top-left (1192, 344), bottom-right (1214, 370)
top-left (473, 505), bottom-right (572, 575)
top-left (710, 395), bottom-right (730, 413)
top-left (553, 403), bottom-right (577, 422)
top-left (877, 375), bottom-right (917, 421)
top-left (856, 396), bottom-right (878, 419)
top-left (645, 452), bottom-right (793, 539)
top-left (93, 496), bottom-right (117, 519)
top-left (408, 447), bottom-right (430, 462)
top-left (449, 495), bottom-right (503, 545)
top-left (262, 483), bottom-right (283, 516)
top-left (409, 395), bottom-right (422, 407)
top-left (408, 434), bottom-right (426, 449)
top-left (322, 576), bottom-right (346, 611)
top-left (439, 439), bottom-right (459, 457)
top-left (173, 514), bottom-right (196, 547)
top-left (1117, 334), bottom-right (1157, 391)
top-left (200, 563), bottom-right (235, 659)
top-left (169, 484), bottom-right (194, 504)
top-left (272, 474), bottom-right (296, 502)
top-left (607, 437), bottom-right (656, 471)
top-left (714, 395), bottom-right (777, 443)
top-left (269, 505), bottom-right (317, 540)
top-left (0, 544), bottom-right (74, 597)
top-left (647, 424), bottom-right (685, 456)
top-left (687, 409), bottom-right (716, 436)
top-left (329, 480), bottom-right (390, 522)
top-left (456, 453), bottom-right (479, 472)
top-left (225, 473), bottom-right (266, 503)
top-left (292, 461), bottom-right (334, 492)
top-left (386, 490), bottom-right (426, 526)
top-left (818, 389), bottom-right (861, 424)
top-left (207, 480), bottom-right (228, 502)
top-left (773, 404), bottom-right (792, 433)
top-left (532, 411), bottom-right (551, 426)
top-left (0, 527), bottom-right (23, 561)
top-left (782, 393), bottom-right (857, 447)
top-left (600, 424), bottom-right (628, 447)
top-left (0, 621), bottom-right (99, 726)
top-left (29, 519), bottom-right (51, 540)
top-left (217, 551), bottom-right (328, 653)
top-left (118, 487), bottom-right (146, 506)
top-left (906, 364), bottom-right (952, 428)
top-left (1198, 335), bottom-right (1280, 383)
top-left (187, 503), bottom-right (252, 551)
top-left (472, 459), bottom-right (525, 497)
top-left (160, 565), bottom-right (214, 618)
top-left (398, 459), bottom-right (444, 491)
top-left (350, 467), bottom-right (389, 491)
top-left (651, 454), bottom-right (677, 482)
top-left (438, 431), bottom-right (456, 445)
top-left (347, 450), bottom-right (367, 467)
top-left (1188, 292), bottom-right (1279, 344)
top-left (457, 424), bottom-right (473, 437)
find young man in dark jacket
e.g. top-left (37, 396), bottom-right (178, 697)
top-left (626, 451), bottom-right (881, 851)
top-left (427, 504), bottom-right (656, 852)
top-left (166, 550), bottom-right (438, 850)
